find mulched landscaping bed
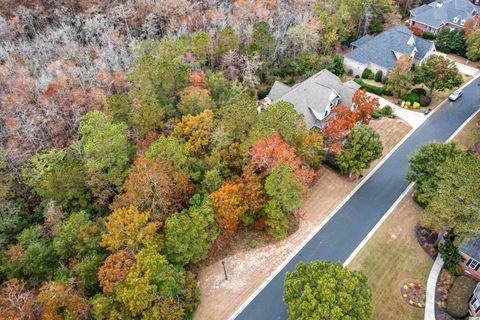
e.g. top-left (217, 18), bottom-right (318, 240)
top-left (435, 268), bottom-right (456, 320)
top-left (401, 282), bottom-right (426, 308)
top-left (415, 222), bottom-right (438, 259)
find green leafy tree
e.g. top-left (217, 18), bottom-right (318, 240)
top-left (79, 111), bottom-right (131, 188)
top-left (438, 238), bottom-right (463, 274)
top-left (106, 93), bottom-right (131, 123)
top-left (36, 157), bottom-right (92, 212)
top-left (217, 94), bottom-right (259, 143)
top-left (128, 88), bottom-right (165, 137)
top-left (164, 195), bottom-right (218, 266)
top-left (216, 26), bottom-right (239, 57)
top-left (406, 142), bottom-right (466, 207)
top-left (52, 211), bottom-right (103, 262)
top-left (245, 21), bottom-right (274, 58)
top-left (413, 55), bottom-right (463, 97)
top-left (21, 149), bottom-right (66, 189)
top-left (145, 136), bottom-right (200, 181)
top-left (423, 154), bottom-right (480, 238)
top-left (249, 101), bottom-right (307, 149)
top-left (264, 163), bottom-right (305, 239)
top-left (435, 28), bottom-right (466, 56)
top-left (466, 29), bottom-right (480, 61)
top-left (284, 261), bottom-right (373, 320)
top-left (73, 253), bottom-right (106, 297)
top-left (337, 125), bottom-right (383, 178)
top-left (114, 248), bottom-right (185, 316)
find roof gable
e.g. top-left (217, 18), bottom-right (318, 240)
top-left (460, 234), bottom-right (480, 261)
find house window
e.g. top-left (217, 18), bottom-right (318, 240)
top-left (461, 19), bottom-right (465, 26)
top-left (473, 298), bottom-right (480, 312)
top-left (467, 259), bottom-right (480, 270)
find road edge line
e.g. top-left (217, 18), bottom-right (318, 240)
top-left (343, 107), bottom-right (480, 267)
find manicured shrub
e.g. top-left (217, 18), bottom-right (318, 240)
top-left (354, 78), bottom-right (384, 95)
top-left (404, 92), bottom-right (420, 103)
top-left (374, 70), bottom-right (383, 82)
top-left (371, 109), bottom-right (382, 119)
top-left (423, 32), bottom-right (436, 40)
top-left (381, 105), bottom-right (393, 116)
top-left (419, 95), bottom-right (432, 107)
top-left (355, 75), bottom-right (360, 79)
top-left (446, 276), bottom-right (477, 318)
top-left (411, 88), bottom-right (427, 96)
top-left (439, 238), bottom-right (463, 274)
top-left (361, 68), bottom-right (374, 79)
top-left (413, 102), bottom-right (420, 109)
top-left (347, 69), bottom-right (353, 76)
top-left (405, 101), bottom-right (411, 108)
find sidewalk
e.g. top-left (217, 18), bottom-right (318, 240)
top-left (425, 255), bottom-right (444, 320)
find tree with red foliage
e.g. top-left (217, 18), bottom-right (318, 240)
top-left (98, 251), bottom-right (135, 294)
top-left (249, 132), bottom-right (314, 186)
top-left (352, 89), bottom-right (379, 125)
top-left (322, 103), bottom-right (358, 153)
top-left (409, 25), bottom-right (424, 37)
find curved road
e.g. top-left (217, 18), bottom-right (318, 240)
top-left (235, 77), bottom-right (480, 320)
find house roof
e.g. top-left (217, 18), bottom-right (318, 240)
top-left (267, 69), bottom-right (360, 129)
top-left (459, 234), bottom-right (480, 261)
top-left (351, 35), bottom-right (374, 47)
top-left (345, 25), bottom-right (435, 70)
top-left (410, 0), bottom-right (478, 29)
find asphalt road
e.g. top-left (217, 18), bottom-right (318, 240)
top-left (235, 77), bottom-right (480, 320)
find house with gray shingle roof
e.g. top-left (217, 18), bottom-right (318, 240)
top-left (264, 69), bottom-right (360, 130)
top-left (409, 0), bottom-right (479, 34)
top-left (344, 25), bottom-right (436, 76)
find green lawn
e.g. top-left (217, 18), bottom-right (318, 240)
top-left (348, 191), bottom-right (433, 320)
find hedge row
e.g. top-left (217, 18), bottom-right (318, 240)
top-left (353, 78), bottom-right (389, 95)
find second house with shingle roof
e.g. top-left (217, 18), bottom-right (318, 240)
top-left (343, 25), bottom-right (436, 77)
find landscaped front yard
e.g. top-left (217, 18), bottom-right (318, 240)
top-left (348, 190), bottom-right (433, 320)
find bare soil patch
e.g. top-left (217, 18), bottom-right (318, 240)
top-left (194, 118), bottom-right (411, 320)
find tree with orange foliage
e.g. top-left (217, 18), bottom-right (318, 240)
top-left (210, 180), bottom-right (248, 236)
top-left (37, 280), bottom-right (90, 320)
top-left (240, 164), bottom-right (267, 215)
top-left (464, 16), bottom-right (480, 37)
top-left (322, 103), bottom-right (358, 153)
top-left (188, 70), bottom-right (208, 88)
top-left (352, 89), bottom-right (379, 125)
top-left (98, 251), bottom-right (135, 294)
top-left (115, 156), bottom-right (195, 220)
top-left (0, 278), bottom-right (38, 320)
top-left (249, 132), bottom-right (315, 186)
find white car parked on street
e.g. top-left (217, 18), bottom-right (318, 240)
top-left (449, 89), bottom-right (463, 101)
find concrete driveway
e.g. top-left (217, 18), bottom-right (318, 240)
top-left (375, 95), bottom-right (427, 129)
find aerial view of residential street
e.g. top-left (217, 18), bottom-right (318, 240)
top-left (1, 0), bottom-right (480, 319)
